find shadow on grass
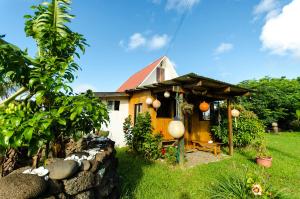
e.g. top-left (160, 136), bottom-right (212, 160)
top-left (116, 148), bottom-right (153, 199)
top-left (267, 146), bottom-right (300, 161)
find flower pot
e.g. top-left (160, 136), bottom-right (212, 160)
top-left (256, 157), bottom-right (272, 168)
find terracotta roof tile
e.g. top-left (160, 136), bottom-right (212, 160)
top-left (116, 56), bottom-right (165, 92)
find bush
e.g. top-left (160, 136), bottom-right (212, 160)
top-left (211, 105), bottom-right (265, 147)
top-left (289, 120), bottom-right (300, 131)
top-left (163, 146), bottom-right (177, 165)
top-left (123, 112), bottom-right (162, 160)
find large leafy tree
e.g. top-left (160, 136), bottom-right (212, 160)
top-left (238, 77), bottom-right (300, 129)
top-left (0, 0), bottom-right (108, 174)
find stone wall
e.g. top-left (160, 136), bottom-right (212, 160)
top-left (0, 137), bottom-right (120, 199)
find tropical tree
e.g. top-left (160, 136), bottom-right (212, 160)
top-left (0, 0), bottom-right (108, 175)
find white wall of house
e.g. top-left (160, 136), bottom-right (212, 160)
top-left (101, 97), bottom-right (129, 147)
top-left (140, 56), bottom-right (178, 87)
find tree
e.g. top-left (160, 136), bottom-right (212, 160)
top-left (0, 0), bottom-right (108, 175)
top-left (238, 77), bottom-right (300, 129)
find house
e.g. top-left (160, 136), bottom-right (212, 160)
top-left (95, 56), bottom-right (249, 154)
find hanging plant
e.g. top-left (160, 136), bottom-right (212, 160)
top-left (181, 101), bottom-right (194, 115)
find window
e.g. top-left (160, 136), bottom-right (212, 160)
top-left (134, 103), bottom-right (143, 124)
top-left (156, 96), bottom-right (175, 118)
top-left (156, 67), bottom-right (165, 82)
top-left (107, 100), bottom-right (120, 111)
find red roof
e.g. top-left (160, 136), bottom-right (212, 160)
top-left (116, 56), bottom-right (165, 92)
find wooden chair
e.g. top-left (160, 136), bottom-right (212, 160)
top-left (191, 140), bottom-right (221, 157)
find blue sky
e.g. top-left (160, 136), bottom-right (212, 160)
top-left (1, 0), bottom-right (299, 92)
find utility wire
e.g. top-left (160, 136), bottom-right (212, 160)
top-left (164, 0), bottom-right (191, 56)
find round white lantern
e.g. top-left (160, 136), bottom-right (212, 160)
top-left (152, 99), bottom-right (161, 109)
top-left (231, 109), bottom-right (240, 118)
top-left (146, 97), bottom-right (153, 105)
top-left (168, 120), bottom-right (185, 138)
top-left (164, 91), bottom-right (170, 98)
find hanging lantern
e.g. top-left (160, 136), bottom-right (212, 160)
top-left (168, 120), bottom-right (185, 138)
top-left (231, 109), bottom-right (240, 118)
top-left (164, 91), bottom-right (170, 98)
top-left (199, 101), bottom-right (209, 112)
top-left (146, 97), bottom-right (153, 105)
top-left (152, 99), bottom-right (161, 109)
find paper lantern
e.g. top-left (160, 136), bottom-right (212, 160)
top-left (199, 101), bottom-right (209, 112)
top-left (152, 99), bottom-right (161, 109)
top-left (164, 91), bottom-right (170, 98)
top-left (146, 97), bottom-right (153, 105)
top-left (231, 109), bottom-right (240, 118)
top-left (168, 120), bottom-right (185, 138)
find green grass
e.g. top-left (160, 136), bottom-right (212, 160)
top-left (116, 133), bottom-right (300, 199)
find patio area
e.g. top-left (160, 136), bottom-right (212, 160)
top-left (184, 150), bottom-right (229, 168)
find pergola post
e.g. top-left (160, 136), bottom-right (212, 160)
top-left (227, 99), bottom-right (233, 156)
top-left (178, 92), bottom-right (185, 166)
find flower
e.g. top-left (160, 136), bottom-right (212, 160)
top-left (252, 184), bottom-right (263, 196)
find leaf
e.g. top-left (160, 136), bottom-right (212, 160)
top-left (24, 128), bottom-right (34, 141)
top-left (70, 112), bottom-right (77, 121)
top-left (58, 107), bottom-right (65, 114)
top-left (58, 118), bottom-right (66, 125)
top-left (35, 90), bottom-right (45, 104)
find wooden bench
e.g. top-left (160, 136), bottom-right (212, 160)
top-left (191, 140), bottom-right (221, 157)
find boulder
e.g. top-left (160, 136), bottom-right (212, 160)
top-left (63, 171), bottom-right (95, 195)
top-left (74, 190), bottom-right (95, 199)
top-left (81, 160), bottom-right (91, 171)
top-left (46, 159), bottom-right (79, 180)
top-left (0, 173), bottom-right (47, 199)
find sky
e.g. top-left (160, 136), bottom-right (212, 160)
top-left (1, 0), bottom-right (300, 92)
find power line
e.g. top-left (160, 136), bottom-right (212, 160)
top-left (164, 0), bottom-right (191, 56)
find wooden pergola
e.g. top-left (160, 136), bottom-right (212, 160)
top-left (127, 73), bottom-right (251, 157)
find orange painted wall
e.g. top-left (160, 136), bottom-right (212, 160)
top-left (128, 91), bottom-right (212, 143)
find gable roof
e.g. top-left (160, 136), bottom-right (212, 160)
top-left (116, 56), bottom-right (165, 92)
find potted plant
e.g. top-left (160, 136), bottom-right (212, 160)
top-left (254, 138), bottom-right (272, 168)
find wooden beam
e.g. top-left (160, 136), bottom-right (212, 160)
top-left (224, 86), bottom-right (231, 93)
top-left (227, 99), bottom-right (233, 156)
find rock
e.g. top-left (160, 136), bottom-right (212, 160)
top-left (69, 152), bottom-right (89, 158)
top-left (9, 166), bottom-right (31, 175)
top-left (46, 160), bottom-right (79, 180)
top-left (95, 152), bottom-right (106, 162)
top-left (63, 171), bottom-right (95, 195)
top-left (90, 159), bottom-right (101, 173)
top-left (0, 173), bottom-right (47, 199)
top-left (45, 158), bottom-right (63, 166)
top-left (81, 160), bottom-right (91, 171)
top-left (74, 190), bottom-right (95, 199)
top-left (43, 179), bottom-right (63, 196)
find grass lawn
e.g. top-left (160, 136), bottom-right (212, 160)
top-left (116, 132), bottom-right (300, 199)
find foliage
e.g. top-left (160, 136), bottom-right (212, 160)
top-left (290, 110), bottom-right (300, 131)
top-left (0, 0), bottom-right (108, 162)
top-left (181, 101), bottom-right (194, 115)
top-left (123, 112), bottom-right (162, 160)
top-left (163, 146), bottom-right (177, 165)
top-left (253, 136), bottom-right (270, 158)
top-left (207, 169), bottom-right (285, 199)
top-left (211, 104), bottom-right (265, 147)
top-left (238, 77), bottom-right (300, 129)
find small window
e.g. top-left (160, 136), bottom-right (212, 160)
top-left (134, 103), bottom-right (143, 124)
top-left (114, 101), bottom-right (120, 111)
top-left (156, 96), bottom-right (175, 118)
top-left (156, 67), bottom-right (165, 82)
top-left (107, 101), bottom-right (114, 111)
top-left (107, 100), bottom-right (120, 111)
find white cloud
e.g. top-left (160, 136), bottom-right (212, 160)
top-left (166, 0), bottom-right (200, 11)
top-left (148, 34), bottom-right (170, 50)
top-left (120, 32), bottom-right (169, 51)
top-left (260, 0), bottom-right (300, 57)
top-left (128, 33), bottom-right (146, 50)
top-left (214, 43), bottom-right (234, 55)
top-left (253, 0), bottom-right (278, 16)
top-left (73, 84), bottom-right (97, 93)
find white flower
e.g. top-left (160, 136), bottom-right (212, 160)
top-left (252, 184), bottom-right (263, 196)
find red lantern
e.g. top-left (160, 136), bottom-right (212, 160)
top-left (199, 101), bottom-right (209, 112)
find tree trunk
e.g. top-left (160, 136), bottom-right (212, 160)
top-left (32, 147), bottom-right (43, 169)
top-left (1, 148), bottom-right (18, 177)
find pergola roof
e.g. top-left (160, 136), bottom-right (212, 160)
top-left (94, 92), bottom-right (129, 98)
top-left (126, 73), bottom-right (250, 100)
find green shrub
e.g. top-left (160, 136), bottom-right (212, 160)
top-left (211, 105), bottom-right (265, 147)
top-left (123, 112), bottom-right (162, 160)
top-left (207, 169), bottom-right (285, 198)
top-left (289, 120), bottom-right (300, 131)
top-left (164, 146), bottom-right (177, 165)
